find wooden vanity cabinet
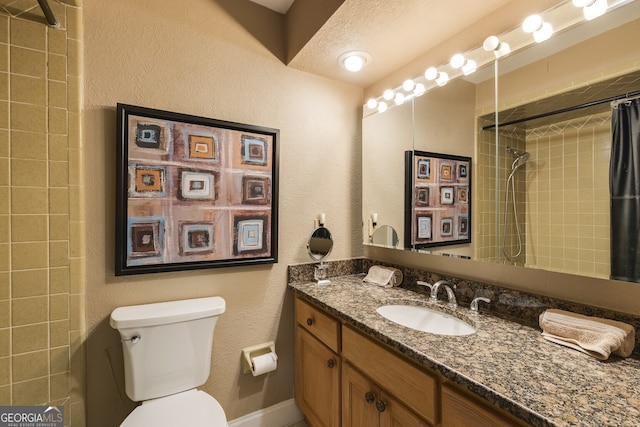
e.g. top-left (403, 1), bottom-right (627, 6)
top-left (342, 362), bottom-right (429, 427)
top-left (295, 298), bottom-right (341, 427)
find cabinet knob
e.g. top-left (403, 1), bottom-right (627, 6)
top-left (327, 359), bottom-right (336, 369)
top-left (306, 318), bottom-right (313, 326)
top-left (376, 400), bottom-right (386, 413)
top-left (365, 392), bottom-right (375, 404)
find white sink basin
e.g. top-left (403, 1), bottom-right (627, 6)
top-left (376, 304), bottom-right (476, 336)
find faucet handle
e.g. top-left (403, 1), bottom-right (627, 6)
top-left (470, 297), bottom-right (490, 314)
top-left (416, 281), bottom-right (432, 292)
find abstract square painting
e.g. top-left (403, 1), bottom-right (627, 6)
top-left (404, 150), bottom-right (471, 248)
top-left (116, 104), bottom-right (279, 275)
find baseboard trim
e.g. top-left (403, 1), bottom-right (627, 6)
top-left (227, 398), bottom-right (304, 427)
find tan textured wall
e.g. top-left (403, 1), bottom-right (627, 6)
top-left (83, 0), bottom-right (362, 426)
top-left (0, 1), bottom-right (86, 426)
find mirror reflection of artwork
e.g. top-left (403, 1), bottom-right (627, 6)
top-left (405, 150), bottom-right (471, 248)
top-left (116, 103), bottom-right (279, 275)
top-left (417, 159), bottom-right (431, 179)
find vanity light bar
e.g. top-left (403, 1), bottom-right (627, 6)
top-left (363, 0), bottom-right (633, 117)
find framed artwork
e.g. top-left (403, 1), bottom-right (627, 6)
top-left (404, 150), bottom-right (471, 248)
top-left (115, 103), bottom-right (279, 275)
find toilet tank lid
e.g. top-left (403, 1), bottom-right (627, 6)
top-left (110, 297), bottom-right (226, 330)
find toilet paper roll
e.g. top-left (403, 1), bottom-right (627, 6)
top-left (251, 352), bottom-right (278, 376)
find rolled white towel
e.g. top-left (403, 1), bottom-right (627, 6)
top-left (363, 265), bottom-right (403, 288)
top-left (539, 309), bottom-right (635, 360)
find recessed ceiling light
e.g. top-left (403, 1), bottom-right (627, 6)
top-left (338, 51), bottom-right (371, 73)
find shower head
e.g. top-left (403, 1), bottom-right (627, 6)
top-left (506, 146), bottom-right (530, 170)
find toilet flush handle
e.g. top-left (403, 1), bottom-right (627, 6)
top-left (122, 335), bottom-right (141, 344)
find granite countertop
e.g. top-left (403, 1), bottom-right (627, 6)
top-left (289, 275), bottom-right (640, 427)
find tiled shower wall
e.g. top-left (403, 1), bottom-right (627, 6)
top-left (0, 1), bottom-right (85, 425)
top-left (476, 112), bottom-right (611, 279)
top-left (525, 113), bottom-right (610, 279)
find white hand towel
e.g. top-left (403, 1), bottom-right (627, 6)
top-left (539, 309), bottom-right (635, 360)
top-left (363, 266), bottom-right (403, 288)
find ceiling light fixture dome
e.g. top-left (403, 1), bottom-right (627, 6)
top-left (338, 50), bottom-right (371, 72)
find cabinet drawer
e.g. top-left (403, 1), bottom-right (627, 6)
top-left (342, 325), bottom-right (439, 426)
top-left (442, 383), bottom-right (528, 427)
top-left (295, 297), bottom-right (340, 353)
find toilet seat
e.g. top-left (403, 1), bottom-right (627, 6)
top-left (120, 389), bottom-right (227, 427)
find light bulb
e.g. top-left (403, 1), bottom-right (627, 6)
top-left (394, 92), bottom-right (405, 105)
top-left (414, 83), bottom-right (426, 97)
top-left (377, 102), bottom-right (388, 113)
top-left (425, 67), bottom-right (438, 80)
top-left (435, 72), bottom-right (449, 86)
top-left (533, 22), bottom-right (553, 42)
top-left (522, 14), bottom-right (543, 33)
top-left (383, 89), bottom-right (394, 101)
top-left (583, 0), bottom-right (607, 20)
top-left (343, 54), bottom-right (365, 72)
top-left (483, 36), bottom-right (510, 58)
top-left (402, 79), bottom-right (415, 92)
top-left (461, 59), bottom-right (477, 75)
top-left (450, 53), bottom-right (465, 69)
top-left (366, 98), bottom-right (378, 109)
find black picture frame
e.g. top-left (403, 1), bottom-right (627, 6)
top-left (115, 103), bottom-right (279, 275)
top-left (405, 150), bottom-right (471, 249)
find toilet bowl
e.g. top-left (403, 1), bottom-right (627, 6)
top-left (110, 297), bottom-right (228, 426)
top-left (120, 390), bottom-right (226, 427)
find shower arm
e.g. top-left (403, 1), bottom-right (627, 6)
top-left (37, 0), bottom-right (59, 28)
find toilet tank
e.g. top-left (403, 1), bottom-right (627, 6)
top-left (110, 297), bottom-right (226, 402)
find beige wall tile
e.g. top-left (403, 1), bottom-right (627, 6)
top-left (68, 149), bottom-right (81, 184)
top-left (50, 371), bottom-right (69, 401)
top-left (50, 346), bottom-right (69, 375)
top-left (0, 159), bottom-right (7, 186)
top-left (11, 188), bottom-right (48, 214)
top-left (0, 243), bottom-right (8, 271)
top-left (50, 241), bottom-right (69, 267)
top-left (68, 293), bottom-right (83, 331)
top-left (50, 294), bottom-right (68, 321)
top-left (12, 376), bottom-right (49, 404)
top-left (11, 269), bottom-right (48, 298)
top-left (0, 44), bottom-right (7, 73)
top-left (66, 39), bottom-right (80, 77)
top-left (11, 295), bottom-right (48, 326)
top-left (0, 384), bottom-right (10, 403)
top-left (0, 271), bottom-right (8, 299)
top-left (68, 186), bottom-right (80, 221)
top-left (12, 242), bottom-right (48, 270)
top-left (49, 80), bottom-right (67, 109)
top-left (0, 214), bottom-right (7, 242)
top-left (0, 356), bottom-right (8, 385)
top-left (49, 161), bottom-right (69, 188)
top-left (12, 323), bottom-right (48, 354)
top-left (68, 112), bottom-right (79, 147)
top-left (68, 259), bottom-right (81, 294)
top-left (0, 100), bottom-right (8, 128)
top-left (10, 103), bottom-right (46, 133)
top-left (49, 188), bottom-right (68, 214)
top-left (0, 300), bottom-right (8, 328)
top-left (48, 134), bottom-right (68, 161)
top-left (47, 53), bottom-right (67, 81)
top-left (50, 215), bottom-right (69, 241)
top-left (10, 74), bottom-right (45, 105)
top-left (0, 71), bottom-right (7, 100)
top-left (49, 320), bottom-right (69, 347)
top-left (0, 129), bottom-right (7, 157)
top-left (11, 131), bottom-right (47, 160)
top-left (10, 18), bottom-right (46, 51)
top-left (0, 328), bottom-right (7, 357)
top-left (10, 46), bottom-right (46, 78)
top-left (49, 107), bottom-right (67, 135)
top-left (67, 77), bottom-right (80, 113)
top-left (49, 267), bottom-right (69, 294)
top-left (12, 349), bottom-right (48, 382)
top-left (11, 159), bottom-right (47, 187)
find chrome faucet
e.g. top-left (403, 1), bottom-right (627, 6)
top-left (417, 280), bottom-right (457, 308)
top-left (469, 297), bottom-right (490, 315)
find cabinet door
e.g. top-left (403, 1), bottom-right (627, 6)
top-left (380, 391), bottom-right (430, 427)
top-left (342, 362), bottom-right (381, 427)
top-left (296, 326), bottom-right (340, 427)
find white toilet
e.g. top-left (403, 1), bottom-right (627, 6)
top-left (110, 296), bottom-right (228, 426)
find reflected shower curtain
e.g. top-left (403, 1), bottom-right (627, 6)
top-left (610, 97), bottom-right (640, 282)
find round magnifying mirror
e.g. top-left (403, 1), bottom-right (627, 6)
top-left (307, 227), bottom-right (333, 261)
top-left (371, 225), bottom-right (399, 248)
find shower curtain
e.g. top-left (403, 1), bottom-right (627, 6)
top-left (610, 97), bottom-right (640, 283)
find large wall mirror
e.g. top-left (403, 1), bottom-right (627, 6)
top-left (362, 0), bottom-right (640, 284)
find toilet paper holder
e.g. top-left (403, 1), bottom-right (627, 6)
top-left (241, 341), bottom-right (277, 375)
